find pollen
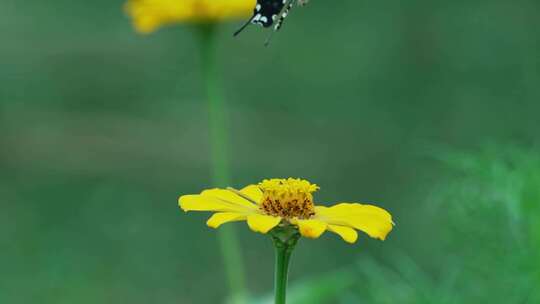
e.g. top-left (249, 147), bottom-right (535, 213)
top-left (259, 178), bottom-right (319, 219)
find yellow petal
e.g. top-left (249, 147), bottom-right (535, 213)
top-left (327, 225), bottom-right (358, 244)
top-left (179, 188), bottom-right (257, 213)
top-left (293, 219), bottom-right (328, 239)
top-left (124, 0), bottom-right (254, 34)
top-left (201, 188), bottom-right (258, 209)
top-left (247, 214), bottom-right (281, 234)
top-left (315, 203), bottom-right (393, 240)
top-left (207, 212), bottom-right (247, 229)
top-left (239, 184), bottom-right (263, 204)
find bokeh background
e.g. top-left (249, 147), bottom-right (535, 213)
top-left (1, 0), bottom-right (540, 303)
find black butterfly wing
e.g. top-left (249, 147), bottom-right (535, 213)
top-left (251, 0), bottom-right (287, 28)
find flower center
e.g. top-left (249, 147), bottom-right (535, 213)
top-left (259, 178), bottom-right (318, 219)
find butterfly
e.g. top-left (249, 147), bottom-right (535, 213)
top-left (234, 0), bottom-right (309, 46)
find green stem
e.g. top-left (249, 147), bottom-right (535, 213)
top-left (274, 244), bottom-right (292, 304)
top-left (271, 228), bottom-right (300, 304)
top-left (197, 24), bottom-right (246, 304)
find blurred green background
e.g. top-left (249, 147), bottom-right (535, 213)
top-left (1, 0), bottom-right (539, 303)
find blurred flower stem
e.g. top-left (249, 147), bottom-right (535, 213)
top-left (197, 24), bottom-right (247, 304)
top-left (271, 227), bottom-right (301, 304)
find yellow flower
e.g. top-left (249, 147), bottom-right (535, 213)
top-left (178, 178), bottom-right (394, 244)
top-left (124, 0), bottom-right (255, 34)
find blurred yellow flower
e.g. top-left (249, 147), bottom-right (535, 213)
top-left (125, 0), bottom-right (255, 34)
top-left (179, 178), bottom-right (394, 244)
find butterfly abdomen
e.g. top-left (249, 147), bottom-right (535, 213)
top-left (233, 0), bottom-right (307, 45)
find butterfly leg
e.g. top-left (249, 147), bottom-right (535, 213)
top-left (274, 0), bottom-right (297, 32)
top-left (264, 0), bottom-right (297, 46)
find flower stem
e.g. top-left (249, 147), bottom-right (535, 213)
top-left (197, 24), bottom-right (246, 304)
top-left (271, 228), bottom-right (301, 304)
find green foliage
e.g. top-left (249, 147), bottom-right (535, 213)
top-left (342, 146), bottom-right (540, 303)
top-left (433, 146), bottom-right (540, 302)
